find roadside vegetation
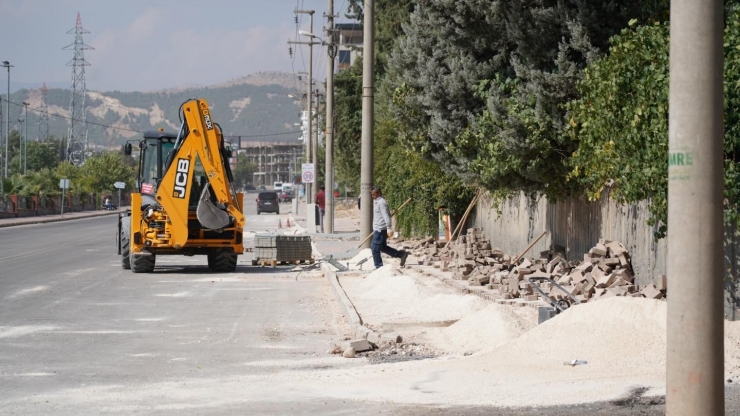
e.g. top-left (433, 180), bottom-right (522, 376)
top-left (331, 0), bottom-right (740, 238)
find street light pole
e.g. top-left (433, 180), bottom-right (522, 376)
top-left (17, 117), bottom-right (23, 173)
top-left (1, 61), bottom-right (12, 179)
top-left (291, 10), bottom-right (320, 207)
top-left (22, 101), bottom-right (28, 174)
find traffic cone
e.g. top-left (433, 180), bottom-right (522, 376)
top-left (278, 219), bottom-right (282, 229)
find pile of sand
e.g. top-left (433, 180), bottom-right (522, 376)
top-left (422, 303), bottom-right (538, 355)
top-left (345, 265), bottom-right (487, 323)
top-left (483, 297), bottom-right (667, 372)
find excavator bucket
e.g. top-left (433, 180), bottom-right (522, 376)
top-left (197, 186), bottom-right (231, 230)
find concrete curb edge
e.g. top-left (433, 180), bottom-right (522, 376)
top-left (0, 210), bottom-right (124, 228)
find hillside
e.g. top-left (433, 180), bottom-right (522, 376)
top-left (8, 71), bottom-right (305, 148)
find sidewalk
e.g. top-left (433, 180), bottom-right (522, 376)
top-left (0, 208), bottom-right (125, 228)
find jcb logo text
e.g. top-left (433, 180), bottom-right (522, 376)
top-left (173, 158), bottom-right (190, 198)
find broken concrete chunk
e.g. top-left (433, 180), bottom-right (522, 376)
top-left (346, 339), bottom-right (373, 352)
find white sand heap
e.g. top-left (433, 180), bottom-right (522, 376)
top-left (486, 297), bottom-right (667, 372)
top-left (348, 265), bottom-right (487, 323)
top-left (425, 303), bottom-right (538, 355)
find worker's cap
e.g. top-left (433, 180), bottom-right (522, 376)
top-left (371, 186), bottom-right (381, 192)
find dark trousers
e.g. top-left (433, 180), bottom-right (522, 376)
top-left (371, 230), bottom-right (403, 268)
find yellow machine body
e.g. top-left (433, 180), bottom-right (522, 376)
top-left (120, 98), bottom-right (245, 272)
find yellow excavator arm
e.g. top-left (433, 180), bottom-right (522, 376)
top-left (154, 98), bottom-right (245, 248)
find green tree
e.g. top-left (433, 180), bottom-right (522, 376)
top-left (387, 0), bottom-right (667, 197)
top-left (26, 141), bottom-right (59, 172)
top-left (78, 152), bottom-right (135, 197)
top-left (232, 153), bottom-right (256, 190)
top-left (567, 5), bottom-right (740, 236)
top-left (333, 60), bottom-right (364, 193)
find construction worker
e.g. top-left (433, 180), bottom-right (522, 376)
top-left (370, 186), bottom-right (408, 268)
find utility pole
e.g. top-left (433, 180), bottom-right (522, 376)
top-left (290, 9), bottom-right (316, 206)
top-left (359, 0), bottom-right (375, 247)
top-left (22, 101), bottom-right (28, 174)
top-left (666, 0), bottom-right (724, 414)
top-left (325, 0), bottom-right (336, 233)
top-left (1, 60), bottom-right (12, 179)
top-left (313, 88), bottom-right (322, 191)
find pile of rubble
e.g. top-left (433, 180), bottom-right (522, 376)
top-left (331, 337), bottom-right (439, 363)
top-left (407, 228), bottom-right (667, 305)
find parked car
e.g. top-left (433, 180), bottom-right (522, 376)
top-left (256, 191), bottom-right (280, 215)
top-left (258, 185), bottom-right (266, 191)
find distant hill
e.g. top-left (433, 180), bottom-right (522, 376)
top-left (7, 71), bottom-right (306, 149)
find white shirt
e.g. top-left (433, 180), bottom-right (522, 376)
top-left (373, 196), bottom-right (392, 231)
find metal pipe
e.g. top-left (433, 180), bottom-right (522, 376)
top-left (666, 0), bottom-right (724, 414)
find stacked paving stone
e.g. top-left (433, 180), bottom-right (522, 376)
top-left (407, 229), bottom-right (667, 303)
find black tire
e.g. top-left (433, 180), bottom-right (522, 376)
top-left (131, 251), bottom-right (156, 273)
top-left (208, 248), bottom-right (237, 272)
top-left (120, 220), bottom-right (131, 270)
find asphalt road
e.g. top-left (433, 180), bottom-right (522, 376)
top-left (1, 204), bottom-right (738, 414)
top-left (0, 213), bottom-right (359, 415)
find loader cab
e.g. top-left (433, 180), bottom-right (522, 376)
top-left (136, 131), bottom-right (178, 195)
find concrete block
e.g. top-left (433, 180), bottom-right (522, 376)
top-left (346, 339), bottom-right (373, 352)
top-left (608, 277), bottom-right (627, 288)
top-left (585, 272), bottom-right (596, 286)
top-left (538, 306), bottom-right (557, 324)
top-left (574, 261), bottom-right (594, 273)
top-left (607, 286), bottom-right (628, 297)
top-left (618, 253), bottom-right (630, 268)
top-left (557, 275), bottom-right (572, 285)
top-left (596, 272), bottom-right (616, 288)
top-left (640, 283), bottom-right (664, 299)
top-left (571, 281), bottom-right (584, 296)
top-left (591, 266), bottom-right (606, 281)
top-left (605, 241), bottom-right (627, 257)
top-left (656, 274), bottom-right (668, 291)
top-left (604, 257), bottom-right (621, 267)
top-left (589, 243), bottom-right (607, 257)
top-left (614, 268), bottom-right (634, 283)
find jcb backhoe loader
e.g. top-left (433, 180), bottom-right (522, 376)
top-left (117, 98), bottom-right (245, 273)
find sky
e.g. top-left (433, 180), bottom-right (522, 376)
top-left (0, 0), bottom-right (353, 93)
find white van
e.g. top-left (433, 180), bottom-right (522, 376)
top-left (273, 182), bottom-right (283, 191)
